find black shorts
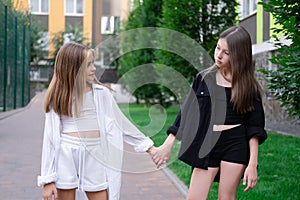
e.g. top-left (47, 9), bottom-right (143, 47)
top-left (208, 125), bottom-right (249, 167)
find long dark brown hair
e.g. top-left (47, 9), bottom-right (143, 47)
top-left (204, 26), bottom-right (262, 113)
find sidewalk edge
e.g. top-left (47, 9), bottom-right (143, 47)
top-left (0, 90), bottom-right (45, 120)
top-left (161, 167), bottom-right (188, 198)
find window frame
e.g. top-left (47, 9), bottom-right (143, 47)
top-left (239, 0), bottom-right (257, 20)
top-left (30, 0), bottom-right (49, 15)
top-left (101, 16), bottom-right (115, 34)
top-left (65, 0), bottom-right (84, 16)
top-left (101, 16), bottom-right (121, 34)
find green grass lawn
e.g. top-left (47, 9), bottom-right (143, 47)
top-left (119, 103), bottom-right (300, 199)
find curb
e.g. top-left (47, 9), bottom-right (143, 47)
top-left (0, 90), bottom-right (45, 120)
top-left (265, 127), bottom-right (300, 138)
top-left (162, 167), bottom-right (188, 198)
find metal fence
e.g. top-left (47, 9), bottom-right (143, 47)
top-left (0, 2), bottom-right (31, 112)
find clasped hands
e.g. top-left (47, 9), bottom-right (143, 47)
top-left (147, 144), bottom-right (170, 168)
top-left (147, 134), bottom-right (176, 168)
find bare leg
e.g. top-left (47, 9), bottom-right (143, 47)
top-left (57, 188), bottom-right (76, 200)
top-left (186, 167), bottom-right (219, 200)
top-left (218, 161), bottom-right (246, 200)
top-left (86, 189), bottom-right (108, 200)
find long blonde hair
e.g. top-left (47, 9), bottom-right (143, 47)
top-left (44, 42), bottom-right (111, 117)
top-left (203, 26), bottom-right (262, 113)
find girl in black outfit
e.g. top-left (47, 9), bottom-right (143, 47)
top-left (152, 26), bottom-right (267, 200)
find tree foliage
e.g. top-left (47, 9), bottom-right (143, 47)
top-left (259, 0), bottom-right (300, 118)
top-left (118, 0), bottom-right (164, 106)
top-left (1, 0), bottom-right (47, 64)
top-left (156, 0), bottom-right (238, 78)
top-left (30, 16), bottom-right (48, 64)
top-left (49, 23), bottom-right (90, 66)
top-left (118, 0), bottom-right (238, 106)
top-left (199, 0), bottom-right (238, 56)
top-left (155, 0), bottom-right (237, 103)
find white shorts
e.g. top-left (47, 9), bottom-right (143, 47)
top-left (56, 134), bottom-right (108, 192)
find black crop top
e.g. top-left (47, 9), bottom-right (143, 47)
top-left (167, 72), bottom-right (267, 145)
top-left (214, 84), bottom-right (244, 125)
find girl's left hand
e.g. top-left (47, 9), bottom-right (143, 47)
top-left (146, 146), bottom-right (157, 156)
top-left (243, 165), bottom-right (258, 192)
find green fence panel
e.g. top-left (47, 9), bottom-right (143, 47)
top-left (0, 2), bottom-right (31, 112)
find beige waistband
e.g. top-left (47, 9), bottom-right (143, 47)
top-left (213, 124), bottom-right (241, 132)
top-left (63, 130), bottom-right (100, 138)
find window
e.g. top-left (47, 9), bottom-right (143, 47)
top-left (30, 0), bottom-right (49, 14)
top-left (239, 0), bottom-right (257, 19)
top-left (101, 16), bottom-right (120, 34)
top-left (65, 0), bottom-right (84, 15)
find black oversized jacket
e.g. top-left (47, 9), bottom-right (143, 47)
top-left (167, 71), bottom-right (267, 169)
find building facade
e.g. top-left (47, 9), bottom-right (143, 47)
top-left (238, 0), bottom-right (299, 134)
top-left (13, 0), bottom-right (132, 54)
top-left (14, 0), bottom-right (94, 53)
top-left (12, 0), bottom-right (133, 83)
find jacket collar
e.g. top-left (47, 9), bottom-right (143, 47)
top-left (92, 83), bottom-right (104, 90)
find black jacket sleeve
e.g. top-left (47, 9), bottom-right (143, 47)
top-left (167, 74), bottom-right (202, 136)
top-left (245, 96), bottom-right (268, 144)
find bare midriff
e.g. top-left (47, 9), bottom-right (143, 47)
top-left (213, 124), bottom-right (241, 132)
top-left (64, 130), bottom-right (100, 138)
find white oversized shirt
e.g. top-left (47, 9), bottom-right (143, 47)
top-left (37, 84), bottom-right (154, 200)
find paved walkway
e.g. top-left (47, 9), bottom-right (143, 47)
top-left (0, 91), bottom-right (187, 200)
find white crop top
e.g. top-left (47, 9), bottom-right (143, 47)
top-left (61, 90), bottom-right (99, 133)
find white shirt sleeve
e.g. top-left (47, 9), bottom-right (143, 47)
top-left (108, 91), bottom-right (154, 152)
top-left (37, 110), bottom-right (59, 187)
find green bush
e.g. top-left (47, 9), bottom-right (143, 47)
top-left (259, 0), bottom-right (300, 118)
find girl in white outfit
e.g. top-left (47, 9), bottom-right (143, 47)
top-left (37, 42), bottom-right (156, 200)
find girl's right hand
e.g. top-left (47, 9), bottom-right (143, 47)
top-left (43, 182), bottom-right (58, 200)
top-left (152, 134), bottom-right (176, 168)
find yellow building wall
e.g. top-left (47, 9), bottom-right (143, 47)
top-left (256, 0), bottom-right (263, 43)
top-left (84, 0), bottom-right (93, 45)
top-left (48, 0), bottom-right (65, 57)
top-left (12, 0), bottom-right (28, 11)
top-left (269, 13), bottom-right (285, 39)
top-left (121, 0), bottom-right (129, 21)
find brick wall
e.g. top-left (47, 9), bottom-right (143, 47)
top-left (254, 51), bottom-right (300, 136)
